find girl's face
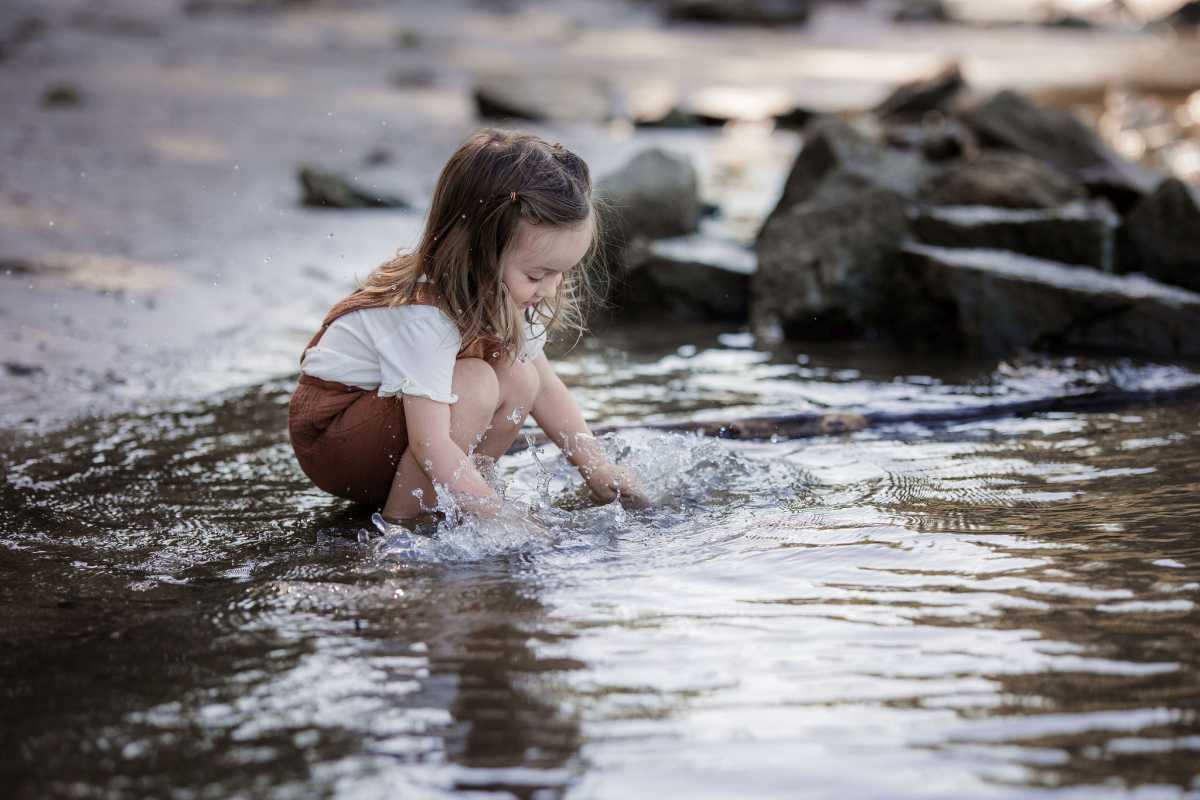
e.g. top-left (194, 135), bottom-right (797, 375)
top-left (500, 213), bottom-right (592, 312)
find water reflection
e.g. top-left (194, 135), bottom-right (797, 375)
top-left (1, 384), bottom-right (583, 798)
top-left (2, 346), bottom-right (1199, 796)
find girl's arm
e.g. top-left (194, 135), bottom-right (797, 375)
top-left (397, 394), bottom-right (499, 515)
top-left (529, 353), bottom-right (649, 507)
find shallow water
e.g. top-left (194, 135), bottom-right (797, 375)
top-left (3, 331), bottom-right (1200, 799)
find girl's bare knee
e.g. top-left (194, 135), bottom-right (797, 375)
top-left (496, 359), bottom-right (540, 410)
top-left (452, 358), bottom-right (500, 413)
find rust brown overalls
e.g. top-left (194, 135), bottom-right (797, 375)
top-left (288, 285), bottom-right (505, 506)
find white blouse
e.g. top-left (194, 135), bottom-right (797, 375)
top-left (300, 302), bottom-right (547, 404)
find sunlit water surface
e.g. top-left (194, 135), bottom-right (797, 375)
top-left (3, 332), bottom-right (1199, 799)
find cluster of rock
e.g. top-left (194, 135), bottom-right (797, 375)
top-left (599, 68), bottom-right (1200, 359)
top-left (751, 70), bottom-right (1200, 358)
top-left (648, 0), bottom-right (1200, 31)
top-left (594, 148), bottom-right (755, 324)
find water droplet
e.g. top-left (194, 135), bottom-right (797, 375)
top-left (263, 256), bottom-right (272, 264)
top-left (47, 220), bottom-right (54, 227)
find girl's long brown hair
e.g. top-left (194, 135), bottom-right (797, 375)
top-left (357, 128), bottom-right (605, 358)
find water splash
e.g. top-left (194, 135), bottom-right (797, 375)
top-left (367, 430), bottom-right (811, 564)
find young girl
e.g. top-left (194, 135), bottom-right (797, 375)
top-left (289, 128), bottom-right (648, 523)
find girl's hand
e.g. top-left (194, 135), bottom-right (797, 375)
top-left (586, 463), bottom-right (652, 510)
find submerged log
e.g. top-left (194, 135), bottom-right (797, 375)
top-left (507, 382), bottom-right (1200, 452)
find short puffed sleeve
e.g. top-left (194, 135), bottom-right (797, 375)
top-left (358, 305), bottom-right (462, 403)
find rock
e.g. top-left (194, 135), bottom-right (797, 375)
top-left (362, 147), bottom-right (391, 166)
top-left (753, 187), bottom-right (910, 340)
top-left (4, 361), bottom-right (44, 377)
top-left (1042, 13), bottom-right (1095, 29)
top-left (762, 117), bottom-right (931, 236)
top-left (634, 105), bottom-right (705, 128)
top-left (41, 83), bottom-right (83, 108)
top-left (772, 105), bottom-right (818, 131)
top-left (958, 90), bottom-right (1159, 211)
top-left (596, 149), bottom-right (701, 242)
top-left (1119, 178), bottom-right (1200, 292)
top-left (297, 165), bottom-right (410, 209)
top-left (911, 201), bottom-right (1119, 271)
top-left (884, 116), bottom-right (976, 161)
top-left (473, 77), bottom-right (612, 124)
top-left (1150, 1), bottom-right (1200, 30)
top-left (890, 243), bottom-right (1200, 357)
top-left (663, 0), bottom-right (812, 25)
top-left (919, 151), bottom-right (1086, 209)
top-left (875, 63), bottom-right (965, 119)
top-left (615, 235), bottom-right (753, 322)
top-left (892, 0), bottom-right (951, 23)
top-left (0, 258), bottom-right (36, 275)
top-left (393, 27), bottom-right (422, 48)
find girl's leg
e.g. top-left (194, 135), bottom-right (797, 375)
top-left (475, 358), bottom-right (541, 460)
top-left (382, 358), bottom-right (499, 521)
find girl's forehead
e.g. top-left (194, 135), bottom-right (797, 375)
top-left (509, 215), bottom-right (593, 269)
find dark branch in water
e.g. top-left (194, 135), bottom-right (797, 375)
top-left (507, 382), bottom-right (1200, 452)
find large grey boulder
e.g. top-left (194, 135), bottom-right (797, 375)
top-left (959, 90), bottom-right (1159, 210)
top-left (753, 187), bottom-right (910, 340)
top-left (760, 117), bottom-right (931, 239)
top-left (911, 201), bottom-right (1119, 272)
top-left (919, 151), bottom-right (1086, 209)
top-left (596, 149), bottom-right (701, 243)
top-left (890, 244), bottom-right (1200, 357)
top-left (615, 235), bottom-right (753, 322)
top-left (1119, 178), bottom-right (1200, 292)
top-left (663, 0), bottom-right (811, 24)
